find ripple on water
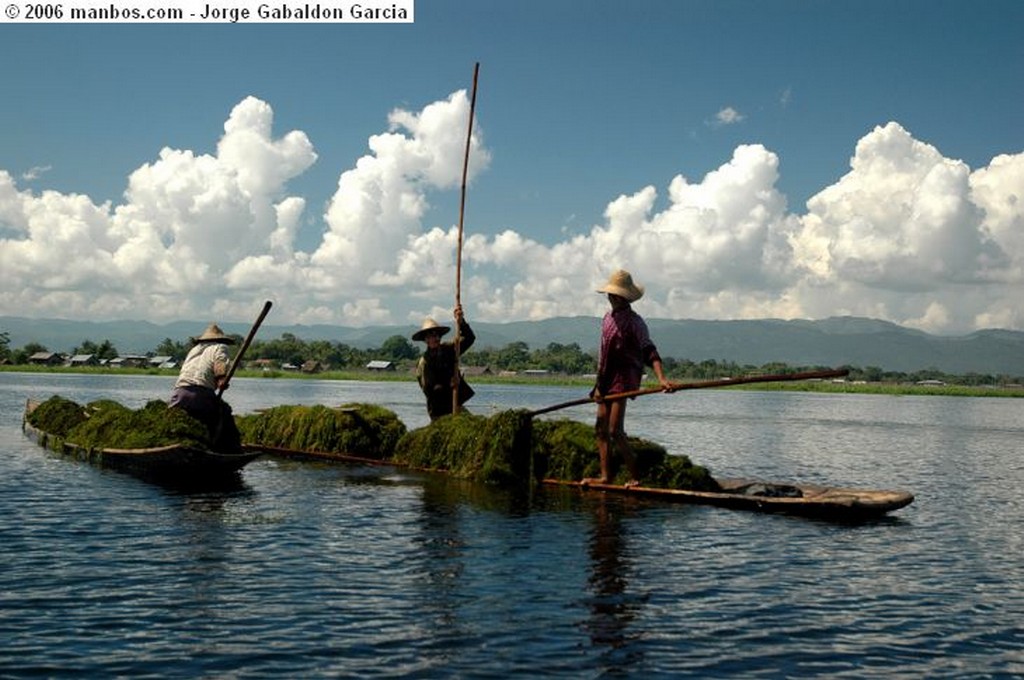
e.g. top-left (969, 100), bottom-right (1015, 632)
top-left (2, 377), bottom-right (1023, 677)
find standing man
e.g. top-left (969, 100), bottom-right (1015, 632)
top-left (589, 270), bottom-right (672, 487)
top-left (168, 323), bottom-right (243, 454)
top-left (413, 304), bottom-right (476, 421)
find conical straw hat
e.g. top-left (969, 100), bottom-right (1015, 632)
top-left (192, 323), bottom-right (236, 344)
top-left (596, 269), bottom-right (644, 302)
top-left (412, 317), bottom-right (451, 341)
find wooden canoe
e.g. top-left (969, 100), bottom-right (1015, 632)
top-left (251, 440), bottom-right (913, 521)
top-left (23, 399), bottom-right (261, 486)
top-left (545, 477), bottom-right (914, 521)
top-left (246, 442), bottom-right (392, 466)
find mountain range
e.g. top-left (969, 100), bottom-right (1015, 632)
top-left (4, 315), bottom-right (1023, 376)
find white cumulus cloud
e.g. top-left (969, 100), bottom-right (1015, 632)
top-left (1, 95), bottom-right (1022, 337)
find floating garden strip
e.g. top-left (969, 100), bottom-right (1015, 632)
top-left (392, 410), bottom-right (534, 485)
top-left (236, 403), bottom-right (407, 459)
top-left (31, 396), bottom-right (720, 492)
top-left (28, 395), bottom-right (210, 449)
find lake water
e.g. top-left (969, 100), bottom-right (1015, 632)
top-left (1, 372), bottom-right (1022, 678)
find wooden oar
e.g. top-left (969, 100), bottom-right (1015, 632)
top-left (529, 368), bottom-right (850, 417)
top-left (219, 300), bottom-right (273, 396)
top-left (452, 62), bottom-right (480, 414)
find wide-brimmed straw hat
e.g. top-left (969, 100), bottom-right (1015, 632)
top-left (192, 323), bottom-right (236, 344)
top-left (412, 317), bottom-right (450, 342)
top-left (596, 269), bottom-right (644, 302)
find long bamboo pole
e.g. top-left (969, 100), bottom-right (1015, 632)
top-left (452, 62), bottom-right (480, 415)
top-left (528, 368), bottom-right (850, 417)
top-left (218, 300), bottom-right (273, 396)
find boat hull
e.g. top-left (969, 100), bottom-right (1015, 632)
top-left (545, 477), bottom-right (914, 521)
top-left (253, 442), bottom-right (914, 521)
top-left (23, 400), bottom-right (261, 486)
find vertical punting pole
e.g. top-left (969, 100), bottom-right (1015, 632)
top-left (453, 62), bottom-right (479, 415)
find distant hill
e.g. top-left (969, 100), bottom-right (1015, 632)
top-left (3, 315), bottom-right (1023, 376)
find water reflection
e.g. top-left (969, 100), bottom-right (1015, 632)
top-left (415, 477), bottom-right (468, 631)
top-left (165, 485), bottom-right (258, 577)
top-left (144, 469), bottom-right (253, 494)
top-left (582, 495), bottom-right (646, 672)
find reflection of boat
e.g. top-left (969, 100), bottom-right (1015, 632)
top-left (547, 477), bottom-right (914, 521)
top-left (23, 399), bottom-right (261, 485)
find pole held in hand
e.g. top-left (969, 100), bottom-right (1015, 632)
top-left (219, 300), bottom-right (273, 397)
top-left (453, 62), bottom-right (480, 415)
top-left (529, 368), bottom-right (851, 417)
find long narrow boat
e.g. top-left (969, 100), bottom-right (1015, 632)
top-left (546, 477), bottom-right (914, 521)
top-left (249, 440), bottom-right (913, 521)
top-left (23, 399), bottom-right (261, 485)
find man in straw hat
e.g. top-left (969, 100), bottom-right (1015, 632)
top-left (413, 304), bottom-right (476, 421)
top-left (589, 269), bottom-right (672, 487)
top-left (168, 323), bottom-right (243, 454)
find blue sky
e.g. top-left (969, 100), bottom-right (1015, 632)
top-left (1, 0), bottom-right (1022, 334)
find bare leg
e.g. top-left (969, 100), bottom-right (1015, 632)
top-left (585, 399), bottom-right (639, 486)
top-left (608, 400), bottom-right (640, 486)
top-left (585, 400), bottom-right (614, 485)
top-left (613, 433), bottom-right (640, 487)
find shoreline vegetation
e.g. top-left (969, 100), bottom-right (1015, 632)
top-left (4, 364), bottom-right (1022, 398)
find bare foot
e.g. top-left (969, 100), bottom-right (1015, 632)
top-left (624, 479), bottom-right (641, 489)
top-left (581, 477), bottom-right (611, 487)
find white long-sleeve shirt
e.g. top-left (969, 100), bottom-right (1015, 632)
top-left (174, 343), bottom-right (230, 390)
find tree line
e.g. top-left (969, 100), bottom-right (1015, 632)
top-left (2, 329), bottom-right (1020, 386)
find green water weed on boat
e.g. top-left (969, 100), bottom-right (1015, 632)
top-left (23, 396), bottom-right (260, 486)
top-left (235, 403), bottom-right (912, 521)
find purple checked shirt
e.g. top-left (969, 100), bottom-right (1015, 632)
top-left (596, 305), bottom-right (662, 395)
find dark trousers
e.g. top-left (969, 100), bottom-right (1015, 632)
top-left (169, 385), bottom-right (242, 454)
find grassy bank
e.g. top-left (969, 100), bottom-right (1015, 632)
top-left (731, 380), bottom-right (1024, 398)
top-left (3, 364), bottom-right (1022, 397)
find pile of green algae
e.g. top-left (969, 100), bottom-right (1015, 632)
top-left (28, 396), bottom-right (720, 491)
top-left (239, 405), bottom-right (720, 491)
top-left (28, 395), bottom-right (210, 449)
